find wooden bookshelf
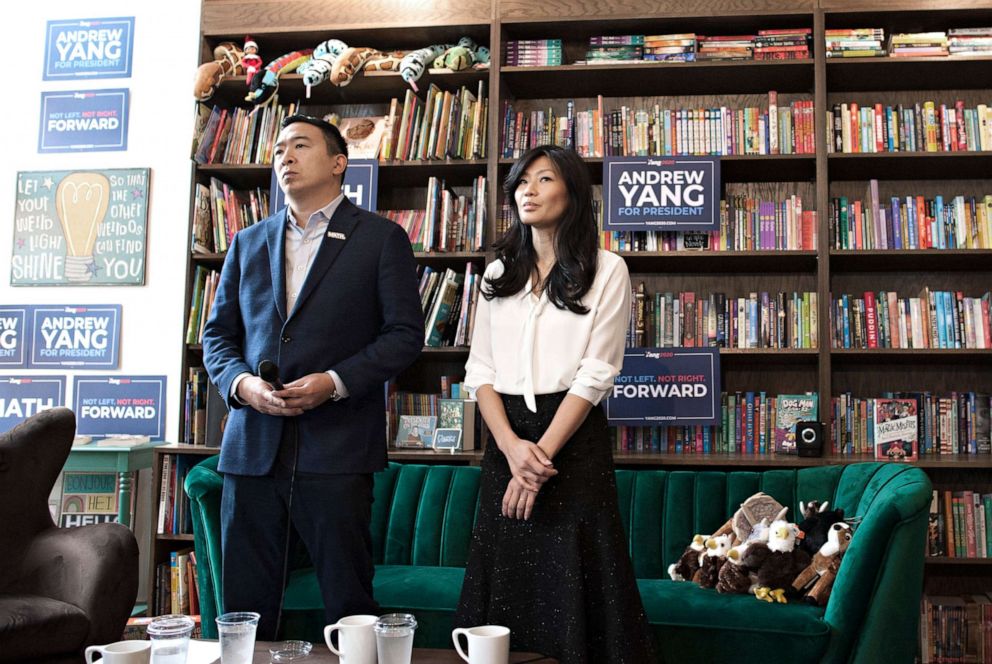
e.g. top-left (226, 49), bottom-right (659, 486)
top-left (171, 0), bottom-right (992, 641)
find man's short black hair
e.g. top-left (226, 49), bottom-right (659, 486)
top-left (280, 114), bottom-right (349, 160)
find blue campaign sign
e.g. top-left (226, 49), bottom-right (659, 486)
top-left (0, 308), bottom-right (31, 369)
top-left (38, 89), bottom-right (130, 153)
top-left (29, 305), bottom-right (121, 369)
top-left (73, 375), bottom-right (167, 439)
top-left (0, 376), bottom-right (67, 433)
top-left (604, 347), bottom-right (721, 426)
top-left (43, 17), bottom-right (134, 80)
top-left (603, 156), bottom-right (720, 231)
top-left (269, 159), bottom-right (379, 216)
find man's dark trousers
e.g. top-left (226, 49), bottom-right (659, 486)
top-left (219, 432), bottom-right (378, 641)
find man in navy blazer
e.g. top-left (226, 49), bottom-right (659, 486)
top-left (202, 115), bottom-right (423, 640)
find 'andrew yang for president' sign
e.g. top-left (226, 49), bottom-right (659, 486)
top-left (30, 305), bottom-right (121, 369)
top-left (43, 17), bottom-right (134, 80)
top-left (603, 156), bottom-right (719, 232)
top-left (604, 348), bottom-right (721, 426)
top-left (73, 376), bottom-right (166, 440)
top-left (0, 308), bottom-right (30, 369)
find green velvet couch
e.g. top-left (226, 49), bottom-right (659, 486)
top-left (184, 457), bottom-right (930, 663)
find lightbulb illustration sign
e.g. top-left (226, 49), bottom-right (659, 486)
top-left (11, 169), bottom-right (149, 286)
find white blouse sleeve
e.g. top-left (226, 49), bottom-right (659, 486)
top-left (462, 263), bottom-right (498, 398)
top-left (567, 256), bottom-right (632, 405)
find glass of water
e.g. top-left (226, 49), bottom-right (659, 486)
top-left (215, 612), bottom-right (260, 664)
top-left (147, 614), bottom-right (196, 664)
top-left (375, 613), bottom-right (417, 664)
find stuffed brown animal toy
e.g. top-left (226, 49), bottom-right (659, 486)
top-left (743, 508), bottom-right (811, 603)
top-left (716, 517), bottom-right (770, 594)
top-left (696, 533), bottom-right (733, 589)
top-left (668, 534), bottom-right (707, 582)
top-left (792, 521), bottom-right (852, 606)
top-left (193, 42), bottom-right (244, 101)
top-left (797, 500), bottom-right (846, 557)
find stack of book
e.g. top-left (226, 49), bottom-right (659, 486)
top-left (642, 33), bottom-right (696, 62)
top-left (831, 392), bottom-right (991, 457)
top-left (191, 180), bottom-right (269, 254)
top-left (612, 392), bottom-right (819, 456)
top-left (825, 28), bottom-right (886, 58)
top-left (380, 81), bottom-right (488, 162)
top-left (830, 289), bottom-right (992, 350)
top-left (753, 28), bottom-right (811, 60)
top-left (928, 488), bottom-right (992, 559)
top-left (505, 39), bottom-right (563, 66)
top-left (185, 266), bottom-right (220, 345)
top-left (919, 594), bottom-right (992, 664)
top-left (889, 32), bottom-right (949, 57)
top-left (380, 175), bottom-right (486, 252)
top-left (583, 34), bottom-right (644, 63)
top-left (419, 262), bottom-right (480, 348)
top-left (696, 34), bottom-right (754, 60)
top-left (191, 102), bottom-right (297, 165)
top-left (948, 27), bottom-right (992, 56)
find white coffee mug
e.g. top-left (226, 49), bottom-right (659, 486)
top-left (324, 614), bottom-right (378, 664)
top-left (85, 640), bottom-right (151, 664)
top-left (452, 625), bottom-right (511, 664)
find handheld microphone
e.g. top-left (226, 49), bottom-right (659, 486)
top-left (257, 359), bottom-right (285, 390)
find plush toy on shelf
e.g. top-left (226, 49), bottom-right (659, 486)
top-left (298, 39), bottom-right (349, 93)
top-left (792, 521), bottom-right (853, 606)
top-left (432, 37), bottom-right (491, 72)
top-left (246, 49), bottom-right (313, 105)
top-left (242, 37), bottom-right (263, 83)
top-left (193, 42), bottom-right (244, 101)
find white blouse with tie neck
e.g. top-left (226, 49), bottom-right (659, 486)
top-left (463, 249), bottom-right (632, 413)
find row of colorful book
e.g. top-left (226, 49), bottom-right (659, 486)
top-left (627, 288), bottom-right (819, 350)
top-left (419, 263), bottom-right (480, 348)
top-left (826, 101), bottom-right (992, 154)
top-left (919, 594), bottom-right (992, 664)
top-left (192, 179), bottom-right (269, 255)
top-left (381, 82), bottom-right (488, 162)
top-left (380, 175), bottom-right (486, 252)
top-left (192, 101), bottom-right (298, 165)
top-left (830, 290), bottom-right (992, 350)
top-left (929, 489), bottom-right (992, 560)
top-left (185, 267), bottom-right (221, 346)
top-left (501, 93), bottom-right (816, 159)
top-left (152, 549), bottom-right (200, 618)
top-left (509, 29), bottom-right (811, 67)
top-left (385, 378), bottom-right (467, 445)
top-left (827, 27), bottom-right (992, 59)
top-left (157, 454), bottom-right (197, 536)
top-left (830, 392), bottom-right (992, 457)
top-left (611, 392), bottom-right (818, 455)
top-left (830, 186), bottom-right (992, 251)
top-left (182, 366), bottom-right (227, 447)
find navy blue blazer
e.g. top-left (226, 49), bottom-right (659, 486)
top-left (202, 199), bottom-right (424, 476)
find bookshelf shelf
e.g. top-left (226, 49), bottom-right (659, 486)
top-left (386, 448), bottom-right (484, 464)
top-left (500, 59), bottom-right (814, 98)
top-left (196, 159), bottom-right (490, 189)
top-left (831, 349), bottom-right (992, 364)
top-left (612, 452), bottom-right (992, 469)
top-left (209, 69), bottom-right (489, 107)
top-left (193, 251), bottom-right (485, 268)
top-left (925, 556), bottom-right (992, 566)
top-left (825, 55), bottom-right (992, 92)
top-left (830, 249), bottom-right (992, 272)
top-left (827, 152), bottom-right (992, 181)
top-left (156, 533), bottom-right (196, 543)
top-left (620, 250), bottom-right (817, 274)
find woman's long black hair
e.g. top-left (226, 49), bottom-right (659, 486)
top-left (484, 145), bottom-right (599, 314)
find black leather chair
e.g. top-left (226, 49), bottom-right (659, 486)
top-left (0, 408), bottom-right (138, 663)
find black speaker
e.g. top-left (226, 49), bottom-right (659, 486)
top-left (796, 421), bottom-right (824, 457)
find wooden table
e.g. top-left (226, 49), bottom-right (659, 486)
top-left (63, 440), bottom-right (164, 527)
top-left (253, 641), bottom-right (556, 663)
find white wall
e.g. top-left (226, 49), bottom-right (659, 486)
top-left (2, 0), bottom-right (202, 441)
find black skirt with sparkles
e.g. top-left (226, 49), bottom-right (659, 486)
top-left (454, 392), bottom-right (656, 664)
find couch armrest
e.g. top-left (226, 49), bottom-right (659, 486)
top-left (819, 467), bottom-right (931, 664)
top-left (184, 455), bottom-right (223, 639)
top-left (18, 523), bottom-right (138, 646)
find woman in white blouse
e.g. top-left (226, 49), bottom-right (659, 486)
top-left (454, 145), bottom-right (655, 663)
